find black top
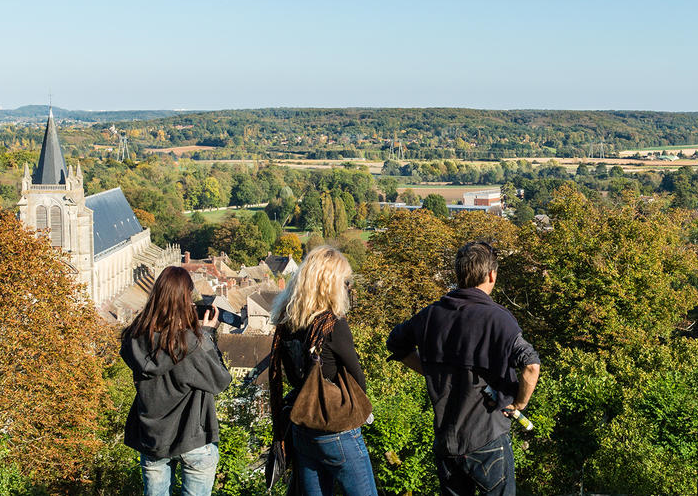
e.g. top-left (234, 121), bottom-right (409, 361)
top-left (120, 326), bottom-right (232, 458)
top-left (387, 287), bottom-right (540, 456)
top-left (281, 317), bottom-right (366, 392)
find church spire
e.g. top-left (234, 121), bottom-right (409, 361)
top-left (32, 108), bottom-right (68, 185)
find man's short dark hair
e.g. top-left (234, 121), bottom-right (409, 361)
top-left (455, 242), bottom-right (498, 289)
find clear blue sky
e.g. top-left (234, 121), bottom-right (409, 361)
top-left (3, 0), bottom-right (696, 111)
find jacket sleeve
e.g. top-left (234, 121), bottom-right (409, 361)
top-left (328, 319), bottom-right (367, 392)
top-left (171, 332), bottom-right (232, 394)
top-left (508, 334), bottom-right (541, 368)
top-left (386, 307), bottom-right (428, 361)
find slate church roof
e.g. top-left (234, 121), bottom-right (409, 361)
top-left (32, 108), bottom-right (68, 185)
top-left (85, 188), bottom-right (143, 256)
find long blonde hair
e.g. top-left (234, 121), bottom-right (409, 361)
top-left (271, 245), bottom-right (352, 331)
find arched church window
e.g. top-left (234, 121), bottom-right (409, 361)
top-left (50, 206), bottom-right (63, 247)
top-left (36, 205), bottom-right (48, 230)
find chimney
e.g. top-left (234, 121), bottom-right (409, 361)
top-left (184, 251), bottom-right (191, 264)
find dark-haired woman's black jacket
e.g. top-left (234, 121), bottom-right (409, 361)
top-left (121, 327), bottom-right (232, 458)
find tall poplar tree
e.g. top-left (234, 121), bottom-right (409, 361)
top-left (321, 193), bottom-right (335, 238)
top-left (333, 196), bottom-right (348, 235)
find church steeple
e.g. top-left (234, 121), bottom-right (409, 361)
top-left (32, 108), bottom-right (68, 185)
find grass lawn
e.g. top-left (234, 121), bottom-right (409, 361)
top-left (626, 144), bottom-right (698, 152)
top-left (183, 206), bottom-right (264, 223)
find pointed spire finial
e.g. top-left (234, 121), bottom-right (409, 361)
top-left (33, 108), bottom-right (67, 184)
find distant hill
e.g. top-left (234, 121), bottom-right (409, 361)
top-left (106, 108), bottom-right (698, 160)
top-left (0, 105), bottom-right (183, 124)
top-left (3, 107), bottom-right (698, 161)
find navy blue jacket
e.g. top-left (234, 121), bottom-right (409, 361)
top-left (387, 287), bottom-right (539, 455)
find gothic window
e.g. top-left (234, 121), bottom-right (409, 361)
top-left (50, 206), bottom-right (63, 247)
top-left (36, 205), bottom-right (48, 230)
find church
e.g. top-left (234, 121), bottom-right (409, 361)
top-left (18, 110), bottom-right (180, 305)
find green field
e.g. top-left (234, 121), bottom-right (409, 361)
top-left (183, 206), bottom-right (264, 223)
top-left (626, 144), bottom-right (698, 152)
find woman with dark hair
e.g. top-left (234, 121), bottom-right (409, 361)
top-left (121, 266), bottom-right (232, 496)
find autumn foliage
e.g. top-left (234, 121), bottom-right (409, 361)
top-left (0, 209), bottom-right (115, 485)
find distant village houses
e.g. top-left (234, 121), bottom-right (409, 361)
top-left (181, 250), bottom-right (299, 387)
top-left (181, 250), bottom-right (298, 337)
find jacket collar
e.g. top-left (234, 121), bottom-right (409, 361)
top-left (446, 287), bottom-right (494, 305)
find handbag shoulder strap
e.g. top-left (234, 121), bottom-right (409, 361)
top-left (306, 311), bottom-right (336, 358)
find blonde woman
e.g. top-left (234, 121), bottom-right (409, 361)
top-left (269, 246), bottom-right (378, 496)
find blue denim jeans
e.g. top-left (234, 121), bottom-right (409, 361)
top-left (140, 443), bottom-right (219, 496)
top-left (292, 424), bottom-right (378, 496)
top-left (436, 433), bottom-right (516, 496)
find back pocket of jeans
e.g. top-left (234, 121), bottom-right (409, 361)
top-left (180, 443), bottom-right (219, 471)
top-left (465, 448), bottom-right (505, 492)
top-left (314, 437), bottom-right (346, 466)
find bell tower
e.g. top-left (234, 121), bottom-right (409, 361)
top-left (18, 108), bottom-right (95, 295)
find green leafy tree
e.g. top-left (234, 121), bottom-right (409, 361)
top-left (273, 233), bottom-right (303, 261)
top-left (304, 233), bottom-right (325, 255)
top-left (200, 176), bottom-right (222, 209)
top-left (251, 211), bottom-right (278, 246)
top-left (299, 190), bottom-right (323, 231)
top-left (230, 173), bottom-right (262, 207)
top-left (513, 203), bottom-right (535, 225)
top-left (507, 186), bottom-right (698, 353)
top-left (377, 177), bottom-right (399, 202)
top-left (341, 191), bottom-right (357, 224)
top-left (500, 182), bottom-right (520, 208)
top-left (179, 221), bottom-right (217, 259)
top-left (333, 196), bottom-right (348, 235)
top-left (321, 193), bottom-right (335, 238)
top-left (336, 234), bottom-right (367, 271)
top-left (354, 209), bottom-right (454, 330)
top-left (398, 188), bottom-right (419, 206)
top-left (421, 193), bottom-right (448, 218)
top-left (211, 215), bottom-right (269, 268)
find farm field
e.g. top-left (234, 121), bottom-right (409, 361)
top-left (191, 158), bottom-right (385, 174)
top-left (397, 184), bottom-right (500, 203)
top-left (145, 145), bottom-right (216, 156)
top-left (620, 144), bottom-right (698, 155)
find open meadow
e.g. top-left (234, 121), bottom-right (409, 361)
top-left (183, 206), bottom-right (264, 223)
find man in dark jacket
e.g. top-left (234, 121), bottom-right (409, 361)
top-left (387, 242), bottom-right (540, 496)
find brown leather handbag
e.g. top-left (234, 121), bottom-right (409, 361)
top-left (289, 313), bottom-right (372, 432)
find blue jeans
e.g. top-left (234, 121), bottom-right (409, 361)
top-left (436, 434), bottom-right (516, 496)
top-left (292, 424), bottom-right (378, 496)
top-left (140, 443), bottom-right (219, 496)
